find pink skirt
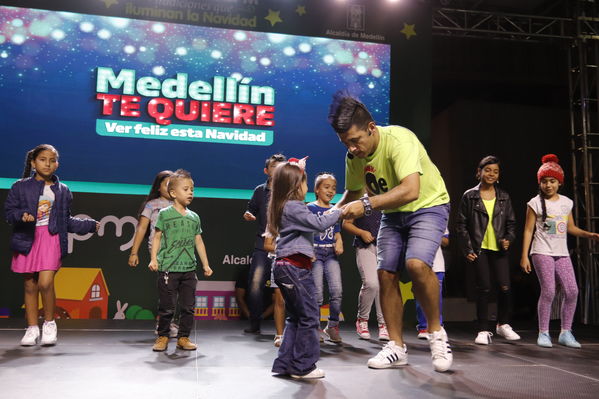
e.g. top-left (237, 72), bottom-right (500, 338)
top-left (11, 225), bottom-right (61, 273)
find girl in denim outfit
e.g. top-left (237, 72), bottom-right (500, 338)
top-left (5, 144), bottom-right (98, 346)
top-left (267, 158), bottom-right (342, 379)
top-left (307, 173), bottom-right (344, 343)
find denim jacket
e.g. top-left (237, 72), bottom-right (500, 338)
top-left (4, 176), bottom-right (97, 258)
top-left (276, 200), bottom-right (342, 260)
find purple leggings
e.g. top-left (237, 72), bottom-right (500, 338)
top-left (532, 254), bottom-right (578, 331)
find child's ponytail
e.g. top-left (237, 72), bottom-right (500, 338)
top-left (21, 149), bottom-right (34, 178)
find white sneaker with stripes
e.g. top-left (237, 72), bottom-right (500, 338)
top-left (367, 341), bottom-right (408, 369)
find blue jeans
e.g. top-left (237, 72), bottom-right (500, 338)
top-left (312, 247), bottom-right (342, 327)
top-left (248, 249), bottom-right (271, 328)
top-left (415, 272), bottom-right (445, 330)
top-left (272, 260), bottom-right (320, 376)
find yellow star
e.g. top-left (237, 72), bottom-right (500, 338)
top-left (296, 5), bottom-right (306, 16)
top-left (399, 281), bottom-right (414, 305)
top-left (265, 9), bottom-right (283, 27)
top-left (100, 0), bottom-right (118, 8)
top-left (401, 23), bottom-right (417, 40)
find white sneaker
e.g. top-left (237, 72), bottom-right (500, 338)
top-left (475, 331), bottom-right (493, 345)
top-left (291, 368), bottom-right (325, 379)
top-left (378, 323), bottom-right (390, 341)
top-left (367, 341), bottom-right (408, 369)
top-left (41, 320), bottom-right (57, 346)
top-left (356, 318), bottom-right (370, 340)
top-left (20, 326), bottom-right (40, 346)
top-left (274, 335), bottom-right (283, 347)
top-left (429, 328), bottom-right (452, 372)
top-left (496, 324), bottom-right (520, 341)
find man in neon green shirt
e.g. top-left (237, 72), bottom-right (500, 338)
top-left (329, 92), bottom-right (452, 372)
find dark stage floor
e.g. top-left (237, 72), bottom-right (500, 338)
top-left (0, 319), bottom-right (597, 399)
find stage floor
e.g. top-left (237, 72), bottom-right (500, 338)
top-left (1, 319), bottom-right (598, 399)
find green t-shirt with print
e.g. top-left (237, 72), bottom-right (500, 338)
top-left (155, 206), bottom-right (202, 272)
top-left (345, 125), bottom-right (449, 213)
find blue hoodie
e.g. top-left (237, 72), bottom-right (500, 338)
top-left (4, 176), bottom-right (97, 258)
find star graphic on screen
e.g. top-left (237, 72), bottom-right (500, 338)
top-left (100, 0), bottom-right (118, 8)
top-left (265, 9), bottom-right (283, 27)
top-left (296, 5), bottom-right (306, 16)
top-left (401, 23), bottom-right (416, 39)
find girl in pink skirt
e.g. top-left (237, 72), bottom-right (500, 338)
top-left (4, 144), bottom-right (98, 346)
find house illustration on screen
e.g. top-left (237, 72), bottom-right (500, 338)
top-left (38, 267), bottom-right (110, 319)
top-left (195, 280), bottom-right (240, 320)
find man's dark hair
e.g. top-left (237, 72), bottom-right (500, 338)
top-left (328, 91), bottom-right (374, 134)
top-left (265, 153), bottom-right (287, 169)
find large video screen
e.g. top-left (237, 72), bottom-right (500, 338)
top-left (0, 6), bottom-right (390, 192)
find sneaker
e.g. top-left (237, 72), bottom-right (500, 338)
top-left (367, 341), bottom-right (408, 369)
top-left (274, 335), bottom-right (283, 347)
top-left (429, 328), bottom-right (452, 372)
top-left (475, 331), bottom-right (493, 345)
top-left (417, 329), bottom-right (428, 340)
top-left (324, 326), bottom-right (342, 343)
top-left (558, 330), bottom-right (581, 348)
top-left (496, 324), bottom-right (521, 341)
top-left (169, 323), bottom-right (179, 338)
top-left (40, 320), bottom-right (57, 346)
top-left (356, 318), bottom-right (370, 339)
top-left (152, 336), bottom-right (169, 352)
top-left (176, 337), bottom-right (197, 351)
top-left (290, 368), bottom-right (325, 379)
top-left (319, 329), bottom-right (325, 343)
top-left (378, 323), bottom-right (390, 341)
top-left (20, 326), bottom-right (40, 346)
top-left (537, 332), bottom-right (552, 348)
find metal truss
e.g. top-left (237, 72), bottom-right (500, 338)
top-left (432, 7), bottom-right (574, 41)
top-left (569, 0), bottom-right (599, 324)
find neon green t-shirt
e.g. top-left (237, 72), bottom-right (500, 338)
top-left (481, 198), bottom-right (499, 251)
top-left (155, 206), bottom-right (202, 272)
top-left (345, 125), bottom-right (450, 213)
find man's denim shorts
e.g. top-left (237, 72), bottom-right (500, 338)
top-left (377, 203), bottom-right (449, 273)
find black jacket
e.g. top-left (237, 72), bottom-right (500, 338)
top-left (455, 183), bottom-right (516, 257)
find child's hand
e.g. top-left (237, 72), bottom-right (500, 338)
top-left (243, 211), bottom-right (256, 221)
top-left (500, 239), bottom-right (510, 250)
top-left (21, 213), bottom-right (34, 222)
top-left (148, 260), bottom-right (158, 271)
top-left (341, 200), bottom-right (365, 219)
top-left (203, 266), bottom-right (213, 277)
top-left (520, 257), bottom-right (532, 274)
top-left (335, 241), bottom-right (344, 256)
top-left (588, 232), bottom-right (599, 241)
top-left (360, 231), bottom-right (375, 244)
top-left (128, 254), bottom-right (139, 267)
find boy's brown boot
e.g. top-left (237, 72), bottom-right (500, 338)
top-left (152, 336), bottom-right (169, 352)
top-left (176, 337), bottom-right (197, 351)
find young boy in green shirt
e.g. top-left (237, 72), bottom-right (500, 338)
top-left (149, 169), bottom-right (213, 352)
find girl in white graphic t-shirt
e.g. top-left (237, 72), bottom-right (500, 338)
top-left (521, 154), bottom-right (599, 348)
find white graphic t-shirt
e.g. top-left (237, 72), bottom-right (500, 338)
top-left (527, 194), bottom-right (572, 256)
top-left (36, 185), bottom-right (55, 226)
